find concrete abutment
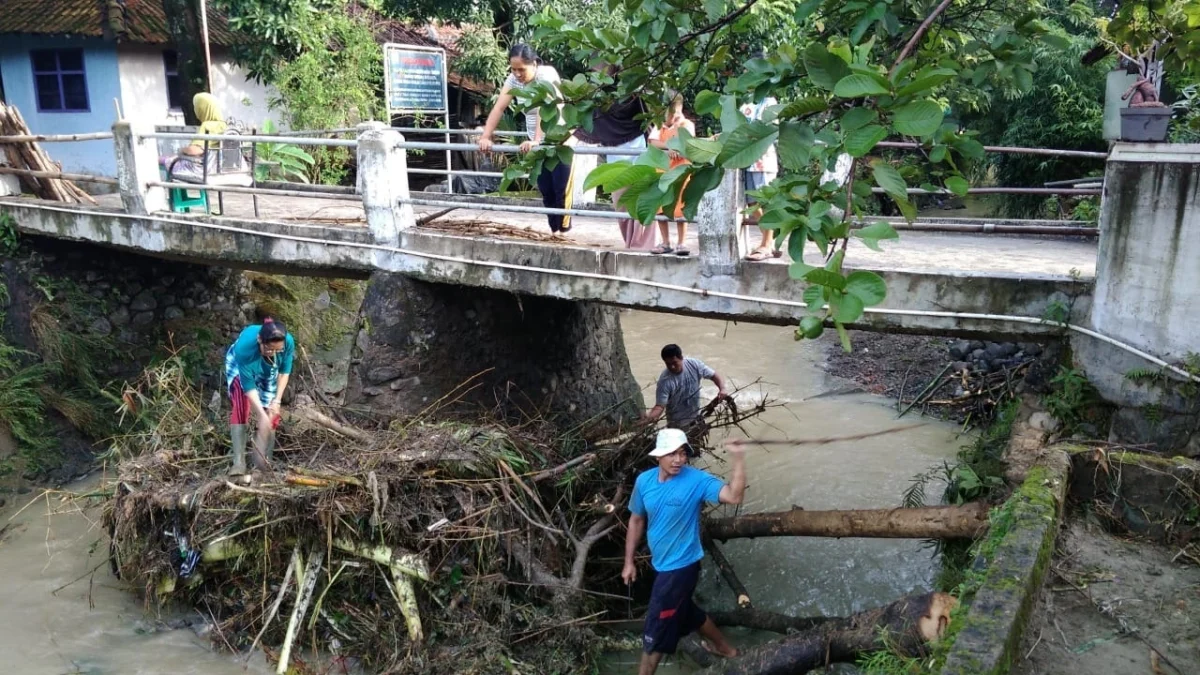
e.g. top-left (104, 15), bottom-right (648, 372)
top-left (346, 272), bottom-right (644, 429)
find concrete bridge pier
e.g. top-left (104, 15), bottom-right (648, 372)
top-left (1076, 143), bottom-right (1200, 455)
top-left (346, 272), bottom-right (644, 429)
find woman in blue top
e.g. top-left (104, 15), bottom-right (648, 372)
top-left (225, 317), bottom-right (295, 474)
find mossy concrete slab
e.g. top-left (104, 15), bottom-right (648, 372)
top-left (1067, 445), bottom-right (1199, 545)
top-left (940, 462), bottom-right (1068, 675)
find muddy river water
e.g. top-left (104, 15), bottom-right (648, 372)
top-left (0, 312), bottom-right (963, 674)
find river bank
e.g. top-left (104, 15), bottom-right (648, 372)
top-left (820, 331), bottom-right (1061, 425)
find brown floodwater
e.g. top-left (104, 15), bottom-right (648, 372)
top-left (0, 311), bottom-right (965, 674)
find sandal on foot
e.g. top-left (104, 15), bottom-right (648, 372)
top-left (675, 247), bottom-right (691, 256)
top-left (745, 246), bottom-right (772, 262)
top-left (651, 245), bottom-right (674, 255)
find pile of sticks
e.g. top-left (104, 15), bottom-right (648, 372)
top-left (0, 103), bottom-right (96, 204)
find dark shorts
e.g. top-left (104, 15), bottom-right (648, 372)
top-left (643, 561), bottom-right (706, 655)
top-left (743, 170), bottom-right (770, 205)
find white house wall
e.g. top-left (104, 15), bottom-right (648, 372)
top-left (115, 45), bottom-right (281, 131)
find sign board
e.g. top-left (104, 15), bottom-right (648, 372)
top-left (383, 44), bottom-right (448, 115)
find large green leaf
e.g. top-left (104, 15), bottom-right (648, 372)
top-left (896, 68), bottom-right (957, 97)
top-left (803, 43), bottom-right (850, 91)
top-left (830, 292), bottom-right (865, 323)
top-left (632, 184), bottom-right (666, 224)
top-left (802, 285), bottom-right (825, 312)
top-left (720, 94), bottom-right (746, 134)
top-left (788, 261), bottom-right (817, 281)
top-left (945, 175), bottom-right (970, 197)
top-left (683, 136), bottom-right (723, 165)
top-left (715, 122), bottom-right (779, 170)
top-left (778, 97), bottom-right (829, 119)
top-left (694, 90), bottom-right (722, 116)
top-left (870, 161), bottom-right (908, 202)
top-left (841, 108), bottom-right (879, 132)
top-left (844, 270), bottom-right (887, 305)
top-left (777, 122), bottom-right (814, 171)
top-left (834, 74), bottom-right (890, 98)
top-left (681, 166), bottom-right (723, 221)
top-left (582, 161), bottom-right (630, 191)
top-left (892, 100), bottom-right (944, 137)
top-left (844, 124), bottom-right (888, 157)
top-left (852, 221), bottom-right (900, 251)
top-left (803, 268), bottom-right (846, 290)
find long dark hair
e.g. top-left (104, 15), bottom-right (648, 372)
top-left (259, 316), bottom-right (287, 342)
top-left (509, 43), bottom-right (542, 66)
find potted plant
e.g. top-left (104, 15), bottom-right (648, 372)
top-left (1119, 71), bottom-right (1172, 142)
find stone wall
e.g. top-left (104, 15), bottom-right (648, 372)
top-left (0, 237), bottom-right (257, 484)
top-left (347, 273), bottom-right (643, 428)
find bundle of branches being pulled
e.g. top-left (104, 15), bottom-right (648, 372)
top-left (102, 358), bottom-right (768, 674)
top-left (0, 103), bottom-right (96, 203)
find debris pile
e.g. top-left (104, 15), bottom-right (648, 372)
top-left (103, 358), bottom-right (766, 673)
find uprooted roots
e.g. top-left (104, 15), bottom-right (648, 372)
top-left (102, 358), bottom-right (769, 673)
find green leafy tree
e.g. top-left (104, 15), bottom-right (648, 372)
top-left (161, 0), bottom-right (212, 124)
top-left (962, 4), bottom-right (1108, 217)
top-left (516, 0), bottom-right (1059, 350)
top-left (1101, 0), bottom-right (1200, 82)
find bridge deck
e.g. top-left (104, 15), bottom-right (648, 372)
top-left (91, 192), bottom-right (1098, 279)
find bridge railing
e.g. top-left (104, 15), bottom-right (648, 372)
top-left (105, 122), bottom-right (1106, 271)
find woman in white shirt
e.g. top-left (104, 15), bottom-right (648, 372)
top-left (477, 44), bottom-right (574, 233)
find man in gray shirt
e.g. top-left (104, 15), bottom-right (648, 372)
top-left (643, 344), bottom-right (729, 429)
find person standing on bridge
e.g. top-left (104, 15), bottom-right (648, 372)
top-left (477, 44), bottom-right (573, 234)
top-left (623, 429), bottom-right (745, 673)
top-left (225, 317), bottom-right (294, 474)
top-left (643, 344), bottom-right (730, 430)
top-left (648, 91), bottom-right (696, 256)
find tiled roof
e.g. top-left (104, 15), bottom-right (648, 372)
top-left (0, 0), bottom-right (238, 45)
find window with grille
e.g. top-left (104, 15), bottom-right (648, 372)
top-left (31, 49), bottom-right (89, 112)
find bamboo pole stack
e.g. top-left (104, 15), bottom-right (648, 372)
top-left (0, 103), bottom-right (97, 204)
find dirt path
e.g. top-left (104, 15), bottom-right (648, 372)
top-left (1013, 520), bottom-right (1200, 675)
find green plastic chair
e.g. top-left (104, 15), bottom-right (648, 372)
top-left (161, 165), bottom-right (209, 214)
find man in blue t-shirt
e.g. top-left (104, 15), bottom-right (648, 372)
top-left (623, 428), bottom-right (747, 673)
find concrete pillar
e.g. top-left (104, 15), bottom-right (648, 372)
top-left (697, 169), bottom-right (745, 275)
top-left (354, 121), bottom-right (387, 196)
top-left (347, 273), bottom-right (644, 428)
top-left (357, 127), bottom-right (414, 247)
top-left (1076, 143), bottom-right (1200, 455)
top-left (113, 121), bottom-right (168, 215)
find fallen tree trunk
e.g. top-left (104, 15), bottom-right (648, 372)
top-left (696, 592), bottom-right (956, 675)
top-left (706, 502), bottom-right (988, 540)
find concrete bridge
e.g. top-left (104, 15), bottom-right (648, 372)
top-left (1, 125), bottom-right (1197, 450)
top-left (0, 123), bottom-right (1105, 340)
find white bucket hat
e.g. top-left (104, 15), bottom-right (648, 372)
top-left (650, 428), bottom-right (691, 457)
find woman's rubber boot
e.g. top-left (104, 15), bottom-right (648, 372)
top-left (264, 431), bottom-right (276, 462)
top-left (229, 424), bottom-right (248, 475)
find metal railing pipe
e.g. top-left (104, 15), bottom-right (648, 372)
top-left (394, 127), bottom-right (528, 138)
top-left (399, 141), bottom-right (643, 156)
top-left (141, 132), bottom-right (359, 148)
top-left (0, 132), bottom-right (114, 143)
top-left (407, 168), bottom-right (508, 178)
top-left (875, 141), bottom-right (1108, 160)
top-left (150, 181), bottom-right (362, 201)
top-left (403, 197), bottom-right (675, 221)
top-left (871, 187), bottom-right (1101, 196)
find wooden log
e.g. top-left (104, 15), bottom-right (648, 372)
top-left (702, 533), bottom-right (753, 608)
top-left (706, 502), bottom-right (989, 541)
top-left (696, 592), bottom-right (956, 675)
top-left (708, 607), bottom-right (833, 634)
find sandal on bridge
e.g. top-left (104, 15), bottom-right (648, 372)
top-left (651, 245), bottom-right (674, 255)
top-left (745, 246), bottom-right (773, 261)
